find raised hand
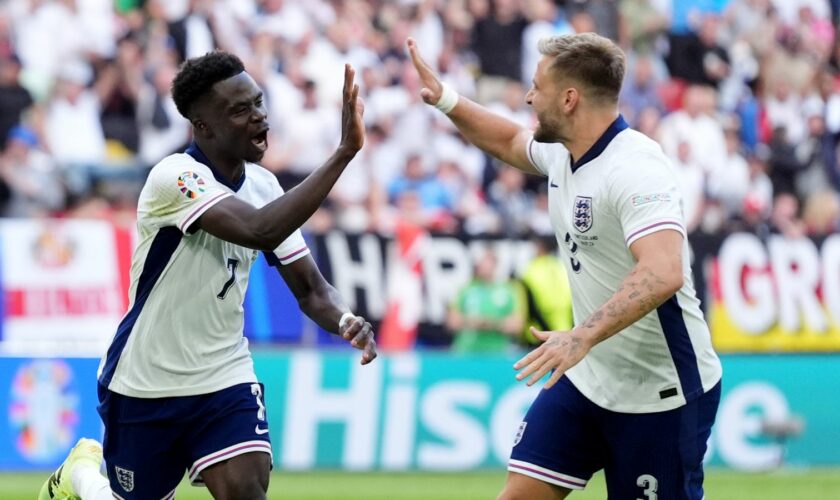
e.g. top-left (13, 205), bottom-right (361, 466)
top-left (339, 64), bottom-right (365, 154)
top-left (340, 315), bottom-right (377, 365)
top-left (406, 37), bottom-right (443, 106)
top-left (514, 327), bottom-right (591, 389)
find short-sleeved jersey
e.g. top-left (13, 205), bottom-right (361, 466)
top-left (526, 115), bottom-right (722, 413)
top-left (98, 143), bottom-right (310, 398)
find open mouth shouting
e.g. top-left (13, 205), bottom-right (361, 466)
top-left (251, 127), bottom-right (269, 152)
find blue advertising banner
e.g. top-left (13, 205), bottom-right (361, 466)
top-left (0, 357), bottom-right (100, 470)
top-left (1, 354), bottom-right (838, 471)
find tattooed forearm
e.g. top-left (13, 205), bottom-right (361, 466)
top-left (577, 264), bottom-right (678, 344)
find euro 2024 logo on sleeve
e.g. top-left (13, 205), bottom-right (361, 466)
top-left (177, 171), bottom-right (206, 199)
top-left (8, 360), bottom-right (79, 463)
top-left (573, 196), bottom-right (593, 233)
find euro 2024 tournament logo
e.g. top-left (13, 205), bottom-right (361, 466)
top-left (178, 171), bottom-right (206, 199)
top-left (9, 360), bottom-right (79, 462)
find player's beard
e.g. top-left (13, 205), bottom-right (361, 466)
top-left (533, 113), bottom-right (565, 144)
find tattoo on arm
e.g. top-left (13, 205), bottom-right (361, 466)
top-left (578, 265), bottom-right (674, 344)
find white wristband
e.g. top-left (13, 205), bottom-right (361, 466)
top-left (339, 312), bottom-right (355, 329)
top-left (434, 82), bottom-right (459, 114)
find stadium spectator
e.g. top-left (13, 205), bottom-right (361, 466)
top-left (794, 102), bottom-right (836, 200)
top-left (765, 78), bottom-right (808, 144)
top-left (44, 60), bottom-right (106, 167)
top-left (620, 55), bottom-right (664, 125)
top-left (446, 249), bottom-right (525, 353)
top-left (619, 0), bottom-right (669, 55)
top-left (658, 85), bottom-right (727, 178)
top-left (487, 81), bottom-right (532, 127)
top-left (672, 140), bottom-right (707, 233)
top-left (388, 153), bottom-right (455, 230)
top-left (666, 14), bottom-right (730, 88)
top-left (802, 189), bottom-right (840, 234)
top-left (137, 62), bottom-right (190, 165)
top-left (567, 0), bottom-right (621, 42)
top-left (486, 164), bottom-right (532, 236)
top-left (97, 35), bottom-right (144, 157)
top-left (767, 125), bottom-right (807, 196)
top-left (725, 146), bottom-right (775, 233)
top-left (711, 116), bottom-right (752, 222)
top-left (770, 191), bottom-right (806, 237)
top-left (521, 0), bottom-right (572, 87)
top-left (0, 125), bottom-right (63, 217)
top-left (0, 53), bottom-right (33, 150)
top-left (273, 79), bottom-right (340, 189)
top-left (471, 0), bottom-right (528, 102)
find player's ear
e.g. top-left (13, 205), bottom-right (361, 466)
top-left (563, 87), bottom-right (579, 113)
top-left (192, 118), bottom-right (210, 137)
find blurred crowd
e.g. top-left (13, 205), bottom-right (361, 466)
top-left (1, 0), bottom-right (840, 238)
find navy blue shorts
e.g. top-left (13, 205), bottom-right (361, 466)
top-left (509, 376), bottom-right (720, 499)
top-left (97, 382), bottom-right (272, 500)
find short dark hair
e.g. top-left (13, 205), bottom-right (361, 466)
top-left (171, 51), bottom-right (245, 119)
top-left (538, 33), bottom-right (625, 105)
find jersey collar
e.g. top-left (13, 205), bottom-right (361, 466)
top-left (570, 114), bottom-right (629, 173)
top-left (184, 141), bottom-right (246, 192)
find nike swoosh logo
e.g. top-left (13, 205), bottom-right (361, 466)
top-left (255, 425), bottom-right (269, 435)
top-left (550, 181), bottom-right (559, 188)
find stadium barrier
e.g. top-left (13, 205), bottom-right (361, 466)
top-left (1, 353), bottom-right (838, 471)
top-left (2, 219), bottom-right (839, 353)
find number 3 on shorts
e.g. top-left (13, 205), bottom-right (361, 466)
top-left (251, 383), bottom-right (266, 421)
top-left (636, 474), bottom-right (658, 500)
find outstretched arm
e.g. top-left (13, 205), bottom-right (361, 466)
top-left (514, 229), bottom-right (685, 388)
top-left (278, 255), bottom-right (377, 365)
top-left (406, 38), bottom-right (540, 175)
top-left (196, 64), bottom-right (365, 250)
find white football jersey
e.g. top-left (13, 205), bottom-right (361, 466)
top-left (98, 143), bottom-right (309, 398)
top-left (527, 116), bottom-right (722, 413)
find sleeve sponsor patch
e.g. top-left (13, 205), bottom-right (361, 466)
top-left (631, 193), bottom-right (671, 206)
top-left (177, 171), bottom-right (206, 199)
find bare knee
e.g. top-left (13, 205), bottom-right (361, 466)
top-left (215, 476), bottom-right (268, 500)
top-left (202, 452), bottom-right (270, 500)
top-left (499, 472), bottom-right (571, 500)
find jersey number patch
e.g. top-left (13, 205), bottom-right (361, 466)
top-left (564, 233), bottom-right (582, 273)
top-left (217, 258), bottom-right (240, 299)
top-left (636, 474), bottom-right (658, 500)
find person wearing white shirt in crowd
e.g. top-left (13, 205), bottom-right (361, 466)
top-left (657, 85), bottom-right (727, 188)
top-left (45, 61), bottom-right (106, 167)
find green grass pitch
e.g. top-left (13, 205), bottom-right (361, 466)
top-left (3, 469), bottom-right (839, 499)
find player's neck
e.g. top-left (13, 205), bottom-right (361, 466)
top-left (564, 109), bottom-right (620, 163)
top-left (194, 139), bottom-right (246, 184)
